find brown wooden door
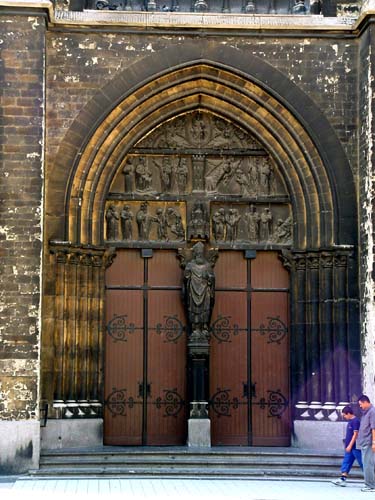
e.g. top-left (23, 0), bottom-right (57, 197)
top-left (104, 249), bottom-right (187, 445)
top-left (210, 250), bottom-right (290, 446)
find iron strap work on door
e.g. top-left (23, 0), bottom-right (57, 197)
top-left (209, 250), bottom-right (290, 446)
top-left (104, 249), bottom-right (187, 446)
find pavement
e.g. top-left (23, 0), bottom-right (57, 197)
top-left (0, 477), bottom-right (368, 500)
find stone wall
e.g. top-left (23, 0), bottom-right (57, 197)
top-left (0, 11), bottom-right (46, 473)
top-left (45, 33), bottom-right (358, 185)
top-left (359, 24), bottom-right (375, 402)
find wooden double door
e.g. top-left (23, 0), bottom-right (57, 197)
top-left (104, 249), bottom-right (290, 446)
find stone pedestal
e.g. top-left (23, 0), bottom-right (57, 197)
top-left (187, 418), bottom-right (211, 447)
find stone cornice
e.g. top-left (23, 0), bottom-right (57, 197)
top-left (52, 10), bottom-right (357, 31)
top-left (0, 0), bottom-right (54, 17)
top-left (3, 0), bottom-right (375, 35)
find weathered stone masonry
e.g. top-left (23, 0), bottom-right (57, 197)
top-left (0, 11), bottom-right (46, 473)
top-left (2, 0), bottom-right (375, 473)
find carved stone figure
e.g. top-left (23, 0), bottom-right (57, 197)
top-left (183, 241), bottom-right (215, 341)
top-left (155, 208), bottom-right (168, 241)
top-left (212, 208), bottom-right (226, 242)
top-left (225, 208), bottom-right (241, 243)
top-left (188, 203), bottom-right (209, 240)
top-left (106, 204), bottom-right (119, 240)
top-left (176, 158), bottom-right (189, 193)
top-left (234, 166), bottom-right (251, 196)
top-left (244, 204), bottom-right (260, 242)
top-left (260, 207), bottom-right (273, 241)
top-left (259, 159), bottom-right (274, 195)
top-left (120, 205), bottom-right (133, 240)
top-left (205, 158), bottom-right (233, 193)
top-left (274, 216), bottom-right (293, 244)
top-left (167, 207), bottom-right (185, 240)
top-left (135, 157), bottom-right (153, 192)
top-left (136, 202), bottom-right (153, 240)
top-left (248, 159), bottom-right (259, 194)
top-left (122, 159), bottom-right (134, 193)
top-left (190, 114), bottom-right (207, 143)
top-left (156, 156), bottom-right (173, 192)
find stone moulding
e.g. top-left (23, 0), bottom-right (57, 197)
top-left (54, 9), bottom-right (357, 29)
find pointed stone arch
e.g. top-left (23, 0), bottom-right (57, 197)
top-left (44, 43), bottom-right (360, 430)
top-left (47, 42), bottom-right (356, 251)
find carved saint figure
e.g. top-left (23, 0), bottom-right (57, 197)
top-left (183, 242), bottom-right (215, 340)
top-left (249, 159), bottom-right (259, 194)
top-left (259, 207), bottom-right (273, 241)
top-left (259, 159), bottom-right (274, 195)
top-left (155, 208), bottom-right (168, 241)
top-left (167, 207), bottom-right (185, 240)
top-left (188, 203), bottom-right (209, 240)
top-left (234, 167), bottom-right (251, 196)
top-left (120, 205), bottom-right (133, 240)
top-left (190, 114), bottom-right (207, 143)
top-left (225, 208), bottom-right (241, 243)
top-left (205, 158), bottom-right (233, 193)
top-left (122, 159), bottom-right (134, 193)
top-left (157, 156), bottom-right (173, 192)
top-left (244, 204), bottom-right (260, 242)
top-left (212, 208), bottom-right (226, 242)
top-left (274, 216), bottom-right (293, 244)
top-left (136, 202), bottom-right (153, 240)
top-left (106, 204), bottom-right (119, 240)
top-left (135, 157), bottom-right (153, 192)
top-left (176, 158), bottom-right (189, 193)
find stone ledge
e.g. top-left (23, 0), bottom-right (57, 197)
top-left (54, 9), bottom-right (357, 29)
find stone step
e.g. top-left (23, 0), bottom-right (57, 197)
top-left (35, 447), bottom-right (362, 479)
top-left (31, 465), bottom-right (362, 479)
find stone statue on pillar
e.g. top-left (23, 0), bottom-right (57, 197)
top-left (183, 241), bottom-right (215, 343)
top-left (178, 242), bottom-right (218, 441)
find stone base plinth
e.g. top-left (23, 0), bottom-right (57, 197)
top-left (292, 420), bottom-right (346, 451)
top-left (187, 418), bottom-right (211, 447)
top-left (0, 421), bottom-right (40, 474)
top-left (41, 418), bottom-right (103, 450)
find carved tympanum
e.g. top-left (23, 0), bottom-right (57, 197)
top-left (106, 110), bottom-right (292, 247)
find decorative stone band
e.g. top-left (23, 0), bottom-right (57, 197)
top-left (295, 401), bottom-right (354, 422)
top-left (48, 241), bottom-right (116, 419)
top-left (54, 9), bottom-right (357, 30)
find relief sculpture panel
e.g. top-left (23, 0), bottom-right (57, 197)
top-left (105, 201), bottom-right (186, 243)
top-left (104, 110), bottom-right (293, 248)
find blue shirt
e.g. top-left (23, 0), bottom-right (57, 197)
top-left (345, 416), bottom-right (360, 448)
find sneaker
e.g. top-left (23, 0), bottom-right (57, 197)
top-left (332, 477), bottom-right (347, 487)
top-left (361, 487), bottom-right (375, 492)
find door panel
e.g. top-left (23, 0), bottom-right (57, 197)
top-left (210, 291), bottom-right (248, 445)
top-left (104, 249), bottom-right (187, 446)
top-left (210, 250), bottom-right (290, 446)
top-left (251, 291), bottom-right (290, 446)
top-left (147, 290), bottom-right (187, 445)
top-left (104, 290), bottom-right (143, 445)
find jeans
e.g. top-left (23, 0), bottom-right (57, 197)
top-left (362, 445), bottom-right (375, 488)
top-left (341, 448), bottom-right (363, 474)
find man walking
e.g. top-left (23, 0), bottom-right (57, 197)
top-left (357, 395), bottom-right (375, 492)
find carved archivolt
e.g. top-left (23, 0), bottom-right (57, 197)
top-left (105, 111), bottom-right (293, 248)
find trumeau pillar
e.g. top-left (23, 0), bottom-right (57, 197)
top-left (49, 242), bottom-right (115, 419)
top-left (281, 249), bottom-right (361, 422)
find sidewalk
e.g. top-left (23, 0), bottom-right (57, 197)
top-left (0, 477), bottom-right (366, 500)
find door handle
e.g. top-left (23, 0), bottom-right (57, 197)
top-left (138, 382), bottom-right (151, 397)
top-left (242, 381), bottom-right (257, 398)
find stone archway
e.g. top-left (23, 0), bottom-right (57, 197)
top-left (42, 46), bottom-right (360, 444)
